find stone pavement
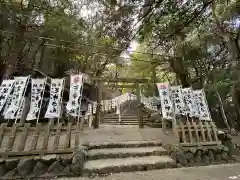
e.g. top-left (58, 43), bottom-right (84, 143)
top-left (79, 125), bottom-right (177, 145)
top-left (56, 163), bottom-right (240, 180)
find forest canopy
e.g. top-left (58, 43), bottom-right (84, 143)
top-left (0, 0), bottom-right (240, 130)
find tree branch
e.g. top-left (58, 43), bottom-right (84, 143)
top-left (167, 0), bottom-right (214, 39)
top-left (154, 0), bottom-right (214, 49)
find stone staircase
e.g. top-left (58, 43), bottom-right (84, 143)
top-left (83, 141), bottom-right (177, 176)
top-left (102, 114), bottom-right (151, 125)
top-left (101, 100), bottom-right (160, 126)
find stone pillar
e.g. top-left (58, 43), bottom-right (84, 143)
top-left (136, 82), bottom-right (144, 128)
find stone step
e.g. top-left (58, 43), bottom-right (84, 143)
top-left (100, 123), bottom-right (163, 127)
top-left (87, 140), bottom-right (163, 150)
top-left (102, 119), bottom-right (148, 122)
top-left (87, 146), bottom-right (168, 160)
top-left (102, 121), bottom-right (143, 125)
top-left (102, 117), bottom-right (150, 120)
top-left (145, 123), bottom-right (162, 128)
top-left (103, 113), bottom-right (150, 118)
top-left (102, 116), bottom-right (149, 120)
top-left (83, 156), bottom-right (177, 176)
top-left (102, 121), bottom-right (140, 125)
top-left (102, 119), bottom-right (150, 122)
top-left (102, 120), bottom-right (161, 125)
top-left (102, 115), bottom-right (149, 118)
top-left (109, 112), bottom-right (138, 116)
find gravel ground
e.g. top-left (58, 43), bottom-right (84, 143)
top-left (55, 163), bottom-right (240, 180)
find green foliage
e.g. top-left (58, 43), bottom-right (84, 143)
top-left (0, 0), bottom-right (139, 77)
top-left (1, 0), bottom-right (240, 127)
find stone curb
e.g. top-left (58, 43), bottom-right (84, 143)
top-left (82, 161), bottom-right (178, 177)
top-left (87, 141), bottom-right (163, 150)
top-left (87, 150), bottom-right (168, 160)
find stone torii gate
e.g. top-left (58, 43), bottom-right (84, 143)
top-left (92, 77), bottom-right (157, 129)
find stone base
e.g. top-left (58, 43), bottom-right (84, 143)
top-left (170, 144), bottom-right (236, 167)
top-left (0, 148), bottom-right (87, 180)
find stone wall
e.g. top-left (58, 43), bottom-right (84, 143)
top-left (0, 147), bottom-right (87, 179)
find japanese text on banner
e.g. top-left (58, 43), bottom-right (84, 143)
top-left (26, 78), bottom-right (46, 120)
top-left (66, 75), bottom-right (83, 117)
top-left (171, 86), bottom-right (185, 115)
top-left (156, 83), bottom-right (174, 119)
top-left (193, 89), bottom-right (211, 121)
top-left (182, 88), bottom-right (200, 117)
top-left (45, 78), bottom-right (64, 118)
top-left (4, 76), bottom-right (29, 119)
top-left (0, 80), bottom-right (15, 112)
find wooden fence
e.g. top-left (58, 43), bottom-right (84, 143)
top-left (0, 121), bottom-right (81, 159)
top-left (175, 120), bottom-right (220, 146)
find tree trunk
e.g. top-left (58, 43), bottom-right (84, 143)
top-left (3, 24), bottom-right (26, 78)
top-left (214, 85), bottom-right (231, 132)
top-left (212, 2), bottom-right (240, 129)
top-left (170, 35), bottom-right (190, 87)
top-left (151, 64), bottom-right (158, 96)
top-left (231, 85), bottom-right (240, 128)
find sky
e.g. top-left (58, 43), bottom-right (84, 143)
top-left (127, 41), bottom-right (139, 53)
top-left (119, 41), bottom-right (139, 64)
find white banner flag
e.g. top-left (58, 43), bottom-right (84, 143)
top-left (156, 83), bottom-right (173, 119)
top-left (26, 78), bottom-right (46, 120)
top-left (45, 78), bottom-right (64, 118)
top-left (93, 102), bottom-right (97, 114)
top-left (171, 86), bottom-right (185, 115)
top-left (0, 80), bottom-right (15, 112)
top-left (86, 104), bottom-right (92, 116)
top-left (66, 75), bottom-right (83, 117)
top-left (193, 89), bottom-right (211, 121)
top-left (182, 87), bottom-right (199, 117)
top-left (16, 98), bottom-right (25, 119)
top-left (4, 76), bottom-right (29, 119)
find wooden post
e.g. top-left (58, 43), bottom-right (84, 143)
top-left (6, 124), bottom-right (18, 151)
top-left (53, 123), bottom-right (62, 150)
top-left (186, 120), bottom-right (193, 143)
top-left (0, 124), bottom-right (7, 147)
top-left (31, 123), bottom-right (41, 150)
top-left (199, 120), bottom-right (206, 142)
top-left (172, 116), bottom-right (179, 143)
top-left (74, 119), bottom-right (80, 148)
top-left (151, 62), bottom-right (158, 96)
top-left (18, 123), bottom-right (30, 151)
top-left (64, 122), bottom-right (72, 149)
top-left (80, 116), bottom-right (85, 131)
top-left (192, 121), bottom-right (200, 142)
top-left (94, 80), bottom-right (101, 129)
top-left (42, 119), bottom-right (54, 150)
top-left (19, 96), bottom-right (30, 125)
top-left (136, 82), bottom-right (144, 128)
top-left (210, 121), bottom-right (218, 141)
top-left (179, 121), bottom-right (186, 143)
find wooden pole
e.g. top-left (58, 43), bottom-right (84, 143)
top-left (94, 80), bottom-right (101, 129)
top-left (36, 77), bottom-right (47, 123)
top-left (57, 78), bottom-right (65, 124)
top-left (136, 82), bottom-right (144, 128)
top-left (19, 96), bottom-right (29, 125)
top-left (15, 76), bottom-right (30, 124)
